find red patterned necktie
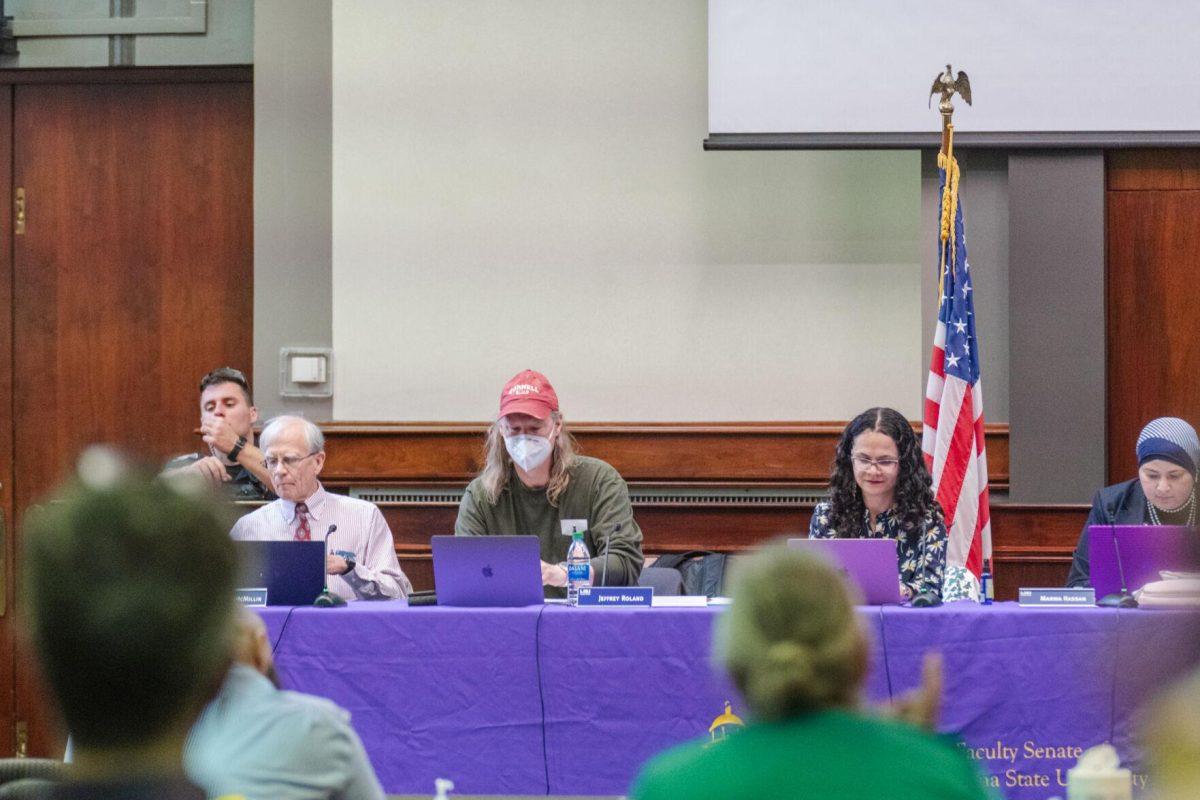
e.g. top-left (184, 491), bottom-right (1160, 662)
top-left (293, 502), bottom-right (312, 541)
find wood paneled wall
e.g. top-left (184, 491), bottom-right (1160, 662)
top-left (310, 422), bottom-right (1082, 601)
top-left (319, 421), bottom-right (1010, 487)
top-left (0, 83), bottom-right (14, 755)
top-left (1106, 151), bottom-right (1200, 483)
top-left (5, 67), bottom-right (254, 759)
top-left (13, 73), bottom-right (255, 497)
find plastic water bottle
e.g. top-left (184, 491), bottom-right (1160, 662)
top-left (566, 531), bottom-right (592, 606)
top-left (980, 558), bottom-right (994, 605)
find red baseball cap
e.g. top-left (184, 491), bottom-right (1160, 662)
top-left (499, 370), bottom-right (559, 420)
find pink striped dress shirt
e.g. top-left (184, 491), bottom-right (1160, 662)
top-left (230, 485), bottom-right (411, 601)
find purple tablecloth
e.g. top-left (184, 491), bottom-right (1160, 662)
top-left (258, 603), bottom-right (547, 795)
top-left (537, 606), bottom-right (889, 794)
top-left (258, 602), bottom-right (1200, 799)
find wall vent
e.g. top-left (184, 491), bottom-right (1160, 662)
top-left (350, 488), bottom-right (463, 505)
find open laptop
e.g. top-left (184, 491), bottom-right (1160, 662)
top-left (1087, 525), bottom-right (1199, 598)
top-left (235, 541), bottom-right (326, 606)
top-left (786, 538), bottom-right (902, 605)
top-left (432, 535), bottom-right (544, 607)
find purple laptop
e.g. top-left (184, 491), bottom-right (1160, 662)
top-left (432, 535), bottom-right (544, 607)
top-left (1087, 525), bottom-right (1199, 598)
top-left (787, 538), bottom-right (901, 605)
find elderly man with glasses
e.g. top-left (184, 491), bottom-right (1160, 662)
top-left (162, 366), bottom-right (276, 501)
top-left (231, 415), bottom-right (412, 601)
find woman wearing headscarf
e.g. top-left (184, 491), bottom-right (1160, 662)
top-left (1066, 417), bottom-right (1199, 588)
top-left (629, 546), bottom-right (996, 800)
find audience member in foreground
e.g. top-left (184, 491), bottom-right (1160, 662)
top-left (231, 415), bottom-right (412, 601)
top-left (1067, 416), bottom-right (1199, 588)
top-left (23, 450), bottom-right (239, 800)
top-left (629, 546), bottom-right (996, 800)
top-left (162, 366), bottom-right (275, 500)
top-left (808, 407), bottom-right (961, 602)
top-left (184, 610), bottom-right (385, 800)
top-left (1142, 667), bottom-right (1200, 800)
top-left (455, 369), bottom-right (643, 596)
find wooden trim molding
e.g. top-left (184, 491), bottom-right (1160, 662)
top-left (318, 421), bottom-right (1010, 488)
top-left (0, 66), bottom-right (252, 85)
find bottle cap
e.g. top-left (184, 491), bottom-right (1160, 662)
top-left (572, 530), bottom-right (583, 540)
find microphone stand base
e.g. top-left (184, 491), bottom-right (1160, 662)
top-left (1097, 591), bottom-right (1138, 609)
top-left (313, 590), bottom-right (347, 608)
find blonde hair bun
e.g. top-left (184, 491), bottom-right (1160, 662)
top-left (716, 546), bottom-right (869, 719)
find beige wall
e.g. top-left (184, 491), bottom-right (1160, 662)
top-left (254, 0), bottom-right (334, 420)
top-left (330, 0), bottom-right (924, 422)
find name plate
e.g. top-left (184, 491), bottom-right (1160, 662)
top-left (1018, 588), bottom-right (1095, 607)
top-left (236, 588), bottom-right (268, 607)
top-left (577, 587), bottom-right (654, 607)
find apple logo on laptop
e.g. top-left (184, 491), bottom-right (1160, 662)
top-left (482, 565), bottom-right (494, 578)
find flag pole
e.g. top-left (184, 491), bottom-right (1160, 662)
top-left (923, 65), bottom-right (992, 589)
top-left (930, 64), bottom-right (971, 301)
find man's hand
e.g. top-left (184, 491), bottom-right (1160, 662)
top-left (327, 555), bottom-right (352, 575)
top-left (201, 417), bottom-right (243, 457)
top-left (884, 651), bottom-right (943, 732)
top-left (189, 456), bottom-right (230, 486)
top-left (540, 559), bottom-right (568, 588)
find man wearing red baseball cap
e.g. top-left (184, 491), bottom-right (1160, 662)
top-left (455, 369), bottom-right (644, 596)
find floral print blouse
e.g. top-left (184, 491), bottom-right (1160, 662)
top-left (808, 500), bottom-right (948, 599)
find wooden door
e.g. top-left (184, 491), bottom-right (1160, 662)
top-left (1106, 151), bottom-right (1200, 484)
top-left (9, 74), bottom-right (253, 756)
top-left (0, 84), bottom-right (15, 757)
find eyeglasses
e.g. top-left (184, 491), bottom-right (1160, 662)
top-left (851, 454), bottom-right (900, 471)
top-left (263, 452), bottom-right (318, 471)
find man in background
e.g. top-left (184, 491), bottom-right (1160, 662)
top-left (455, 369), bottom-right (644, 596)
top-left (231, 415), bottom-right (411, 601)
top-left (162, 367), bottom-right (274, 500)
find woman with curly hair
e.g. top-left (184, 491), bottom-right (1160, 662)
top-left (808, 407), bottom-right (949, 601)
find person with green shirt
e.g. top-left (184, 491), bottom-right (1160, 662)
top-left (454, 369), bottom-right (644, 596)
top-left (629, 545), bottom-right (997, 800)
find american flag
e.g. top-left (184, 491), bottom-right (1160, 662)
top-left (922, 153), bottom-right (991, 580)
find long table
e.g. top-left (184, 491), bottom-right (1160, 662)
top-left (258, 602), bottom-right (1200, 799)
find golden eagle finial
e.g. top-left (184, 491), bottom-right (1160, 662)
top-left (929, 64), bottom-right (972, 114)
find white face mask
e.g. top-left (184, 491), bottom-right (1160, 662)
top-left (504, 434), bottom-right (552, 472)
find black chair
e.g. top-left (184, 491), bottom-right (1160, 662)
top-left (638, 566), bottom-right (684, 596)
top-left (0, 778), bottom-right (56, 799)
top-left (0, 761), bottom-right (62, 787)
top-left (0, 759), bottom-right (63, 800)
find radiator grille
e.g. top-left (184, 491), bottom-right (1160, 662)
top-left (350, 486), bottom-right (825, 507)
top-left (630, 487), bottom-right (824, 506)
top-left (350, 488), bottom-right (463, 505)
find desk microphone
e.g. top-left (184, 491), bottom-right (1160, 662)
top-left (1097, 522), bottom-right (1138, 608)
top-left (600, 524), bottom-right (618, 587)
top-left (313, 524), bottom-right (347, 608)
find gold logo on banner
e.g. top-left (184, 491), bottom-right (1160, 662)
top-left (706, 701), bottom-right (745, 746)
